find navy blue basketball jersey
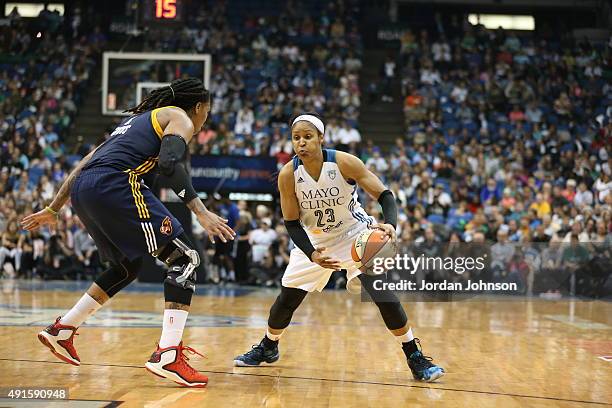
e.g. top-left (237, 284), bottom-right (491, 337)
top-left (84, 106), bottom-right (172, 175)
top-left (74, 106), bottom-right (184, 263)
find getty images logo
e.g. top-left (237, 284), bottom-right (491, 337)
top-left (371, 254), bottom-right (488, 275)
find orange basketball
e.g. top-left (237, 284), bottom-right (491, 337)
top-left (351, 229), bottom-right (397, 275)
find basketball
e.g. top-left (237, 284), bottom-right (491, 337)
top-left (351, 228), bottom-right (397, 275)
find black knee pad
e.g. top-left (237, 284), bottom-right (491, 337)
top-left (268, 286), bottom-right (308, 330)
top-left (375, 300), bottom-right (407, 330)
top-left (95, 257), bottom-right (142, 298)
top-left (164, 281), bottom-right (193, 306)
top-left (358, 274), bottom-right (407, 330)
top-left (154, 234), bottom-right (199, 293)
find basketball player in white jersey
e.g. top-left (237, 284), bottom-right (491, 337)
top-left (234, 113), bottom-right (444, 382)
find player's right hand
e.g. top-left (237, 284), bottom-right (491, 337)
top-left (20, 209), bottom-right (58, 232)
top-left (197, 210), bottom-right (236, 244)
top-left (311, 247), bottom-right (343, 270)
top-left (369, 223), bottom-right (397, 243)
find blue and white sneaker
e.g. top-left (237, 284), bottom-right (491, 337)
top-left (407, 339), bottom-right (445, 382)
top-left (233, 339), bottom-right (280, 367)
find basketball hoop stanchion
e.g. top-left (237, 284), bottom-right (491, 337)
top-left (102, 52), bottom-right (211, 116)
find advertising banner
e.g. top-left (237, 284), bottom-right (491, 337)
top-left (190, 155), bottom-right (277, 193)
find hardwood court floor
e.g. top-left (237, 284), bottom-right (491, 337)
top-left (0, 280), bottom-right (610, 407)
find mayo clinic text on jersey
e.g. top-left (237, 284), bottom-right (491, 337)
top-left (300, 187), bottom-right (347, 210)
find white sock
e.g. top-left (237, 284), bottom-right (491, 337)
top-left (59, 294), bottom-right (103, 327)
top-left (228, 270), bottom-right (236, 281)
top-left (394, 327), bottom-right (415, 344)
top-left (159, 309), bottom-right (189, 348)
top-left (266, 327), bottom-right (283, 341)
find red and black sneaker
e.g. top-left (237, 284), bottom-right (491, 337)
top-left (37, 317), bottom-right (80, 366)
top-left (145, 342), bottom-right (208, 387)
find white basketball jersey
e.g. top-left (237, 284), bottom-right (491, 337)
top-left (292, 149), bottom-right (374, 245)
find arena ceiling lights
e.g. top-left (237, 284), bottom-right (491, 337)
top-left (5, 3), bottom-right (64, 17)
top-left (468, 14), bottom-right (535, 30)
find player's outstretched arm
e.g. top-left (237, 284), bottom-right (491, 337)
top-left (336, 151), bottom-right (397, 240)
top-left (21, 146), bottom-right (99, 231)
top-left (157, 107), bottom-right (235, 244)
top-left (279, 163), bottom-right (342, 270)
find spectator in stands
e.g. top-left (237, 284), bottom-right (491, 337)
top-left (592, 220), bottom-right (610, 242)
top-left (214, 195), bottom-right (240, 282)
top-left (593, 172), bottom-right (610, 203)
top-left (561, 232), bottom-right (590, 276)
top-left (73, 220), bottom-right (98, 278)
top-left (574, 182), bottom-right (594, 208)
top-left (234, 104), bottom-right (255, 135)
top-left (490, 228), bottom-right (514, 278)
top-left (248, 218), bottom-right (277, 271)
top-left (365, 148), bottom-right (389, 173)
top-left (380, 55), bottom-right (396, 102)
top-left (41, 232), bottom-right (74, 280)
top-left (529, 193), bottom-right (552, 218)
top-left (0, 221), bottom-right (21, 278)
top-left (562, 221), bottom-right (590, 243)
top-left (233, 210), bottom-right (253, 283)
top-left (480, 178), bottom-right (501, 204)
top-left (336, 120), bottom-right (361, 151)
top-left (562, 179), bottom-right (577, 203)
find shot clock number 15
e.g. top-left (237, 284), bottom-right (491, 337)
top-left (156, 0), bottom-right (176, 19)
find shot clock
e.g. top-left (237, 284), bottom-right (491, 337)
top-left (142, 0), bottom-right (183, 23)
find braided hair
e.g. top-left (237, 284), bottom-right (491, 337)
top-left (124, 77), bottom-right (211, 115)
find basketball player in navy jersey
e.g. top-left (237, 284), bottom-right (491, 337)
top-left (233, 113), bottom-right (444, 382)
top-left (21, 78), bottom-right (235, 387)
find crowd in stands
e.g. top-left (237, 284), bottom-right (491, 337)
top-left (117, 0), bottom-right (364, 166)
top-left (349, 20), bottom-right (612, 246)
top-left (382, 18), bottom-right (612, 296)
top-left (0, 7), bottom-right (102, 278)
top-left (0, 5), bottom-right (610, 296)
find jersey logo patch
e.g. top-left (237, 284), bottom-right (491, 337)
top-left (178, 189), bottom-right (186, 198)
top-left (322, 220), bottom-right (343, 233)
top-left (297, 177), bottom-right (305, 183)
top-left (160, 216), bottom-right (173, 236)
top-left (327, 170), bottom-right (336, 180)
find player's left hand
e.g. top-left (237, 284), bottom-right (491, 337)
top-left (370, 223), bottom-right (397, 243)
top-left (196, 210), bottom-right (236, 244)
top-left (21, 209), bottom-right (58, 231)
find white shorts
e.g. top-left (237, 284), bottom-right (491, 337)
top-left (282, 224), bottom-right (367, 293)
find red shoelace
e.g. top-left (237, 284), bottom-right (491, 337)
top-left (53, 318), bottom-right (79, 340)
top-left (176, 344), bottom-right (206, 376)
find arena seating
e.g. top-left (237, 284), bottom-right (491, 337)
top-left (0, 5), bottom-right (609, 296)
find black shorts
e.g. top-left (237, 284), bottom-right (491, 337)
top-left (71, 168), bottom-right (184, 264)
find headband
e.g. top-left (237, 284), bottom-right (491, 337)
top-left (292, 114), bottom-right (324, 135)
